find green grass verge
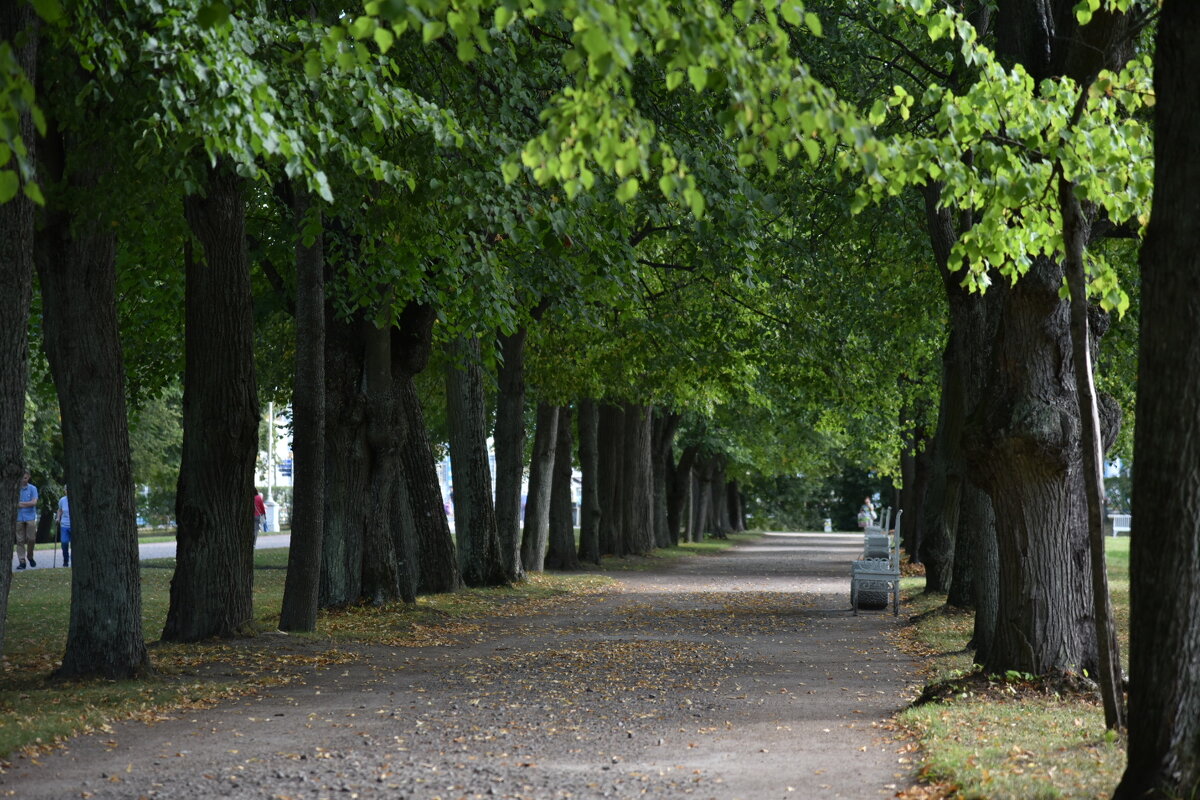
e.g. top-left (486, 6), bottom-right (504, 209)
top-left (898, 537), bottom-right (1131, 799)
top-left (0, 547), bottom-right (615, 761)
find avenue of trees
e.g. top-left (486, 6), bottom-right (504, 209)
top-left (0, 0), bottom-right (1196, 795)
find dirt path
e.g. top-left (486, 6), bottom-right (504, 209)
top-left (0, 532), bottom-right (918, 799)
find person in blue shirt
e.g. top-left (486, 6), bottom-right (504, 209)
top-left (55, 485), bottom-right (71, 568)
top-left (15, 471), bottom-right (38, 569)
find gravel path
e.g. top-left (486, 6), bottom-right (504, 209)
top-left (0, 532), bottom-right (919, 799)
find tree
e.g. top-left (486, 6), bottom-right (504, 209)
top-left (162, 163), bottom-right (260, 642)
top-left (0, 0), bottom-right (38, 657)
top-left (279, 188), bottom-right (326, 632)
top-left (1115, 1), bottom-right (1200, 793)
top-left (446, 336), bottom-right (507, 587)
top-left (35, 119), bottom-right (150, 677)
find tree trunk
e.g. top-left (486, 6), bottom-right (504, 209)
top-left (727, 480), bottom-right (745, 532)
top-left (946, 481), bottom-right (984, 609)
top-left (667, 444), bottom-right (699, 546)
top-left (446, 337), bottom-right (506, 587)
top-left (577, 399), bottom-right (601, 564)
top-left (1114, 5), bottom-right (1200, 792)
top-left (1062, 176), bottom-right (1124, 730)
top-left (919, 345), bottom-right (960, 594)
top-left (360, 322), bottom-right (404, 605)
top-left (545, 406), bottom-right (580, 571)
top-left (398, 375), bottom-right (460, 594)
top-left (692, 465), bottom-right (710, 541)
top-left (709, 457), bottom-right (730, 539)
top-left (968, 490), bottom-right (998, 663)
top-left (651, 411), bottom-right (681, 548)
top-left (494, 326), bottom-right (528, 582)
top-left (963, 258), bottom-right (1100, 677)
top-left (320, 312), bottom-right (367, 608)
top-left (0, 1), bottom-right (37, 656)
top-left (597, 403), bottom-right (625, 556)
top-left (393, 303), bottom-right (459, 595)
top-left (898, 408), bottom-right (930, 560)
top-left (621, 403), bottom-right (654, 555)
top-left (908, 430), bottom-right (933, 563)
top-left (163, 164), bottom-right (259, 642)
top-left (36, 131), bottom-right (149, 678)
top-left (521, 402), bottom-right (558, 573)
top-left (279, 190), bottom-right (325, 632)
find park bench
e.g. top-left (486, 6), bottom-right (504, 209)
top-left (1109, 513), bottom-right (1131, 537)
top-left (851, 509), bottom-right (902, 616)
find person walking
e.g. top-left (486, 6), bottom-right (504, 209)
top-left (15, 471), bottom-right (38, 569)
top-left (253, 491), bottom-right (267, 533)
top-left (857, 496), bottom-right (877, 530)
top-left (55, 485), bottom-right (71, 567)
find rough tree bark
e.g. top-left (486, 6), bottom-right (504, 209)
top-left (36, 130), bottom-right (149, 678)
top-left (545, 406), bottom-right (580, 571)
top-left (1062, 176), bottom-right (1124, 730)
top-left (651, 411), bottom-right (681, 548)
top-left (708, 457), bottom-right (730, 539)
top-left (621, 404), bottom-right (654, 555)
top-left (494, 326), bottom-right (529, 583)
top-left (521, 402), bottom-right (558, 573)
top-left (917, 350), bottom-right (959, 595)
top-left (393, 303), bottom-right (459, 595)
top-left (667, 444), bottom-right (699, 546)
top-left (279, 190), bottom-right (325, 632)
top-left (576, 399), bottom-right (601, 564)
top-left (360, 323), bottom-right (405, 605)
top-left (727, 480), bottom-right (745, 532)
top-left (446, 337), bottom-right (506, 587)
top-left (1114, 4), bottom-right (1200, 792)
top-left (692, 462), bottom-right (712, 541)
top-left (961, 2), bottom-right (1133, 678)
top-left (0, 1), bottom-right (37, 656)
top-left (320, 311), bottom-right (367, 608)
top-left (163, 164), bottom-right (259, 641)
top-left (597, 403), bottom-right (625, 557)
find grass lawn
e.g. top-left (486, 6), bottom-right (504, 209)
top-left (0, 534), bottom-right (744, 760)
top-left (898, 537), bottom-right (1131, 799)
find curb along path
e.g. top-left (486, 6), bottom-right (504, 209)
top-left (2, 532), bottom-right (918, 799)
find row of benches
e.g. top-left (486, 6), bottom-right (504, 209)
top-left (850, 510), bottom-right (1131, 615)
top-left (850, 509), bottom-right (902, 616)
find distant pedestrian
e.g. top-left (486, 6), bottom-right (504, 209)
top-left (15, 471), bottom-right (38, 569)
top-left (857, 497), bottom-right (877, 530)
top-left (55, 485), bottom-right (71, 567)
top-left (254, 491), bottom-right (267, 533)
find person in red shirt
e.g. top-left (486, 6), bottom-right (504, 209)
top-left (253, 491), bottom-right (267, 534)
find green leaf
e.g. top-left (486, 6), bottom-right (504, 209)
top-left (22, 181), bottom-right (45, 206)
top-left (494, 6), bottom-right (515, 28)
top-left (373, 27), bottom-right (395, 52)
top-left (196, 2), bottom-right (230, 29)
top-left (29, 0), bottom-right (63, 23)
top-left (423, 21), bottom-right (446, 43)
top-left (666, 70), bottom-right (684, 91)
top-left (687, 65), bottom-right (708, 92)
top-left (804, 12), bottom-right (823, 37)
top-left (349, 16), bottom-right (375, 39)
top-left (501, 158), bottom-right (521, 184)
top-left (0, 171), bottom-right (18, 203)
top-left (615, 177), bottom-right (639, 202)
